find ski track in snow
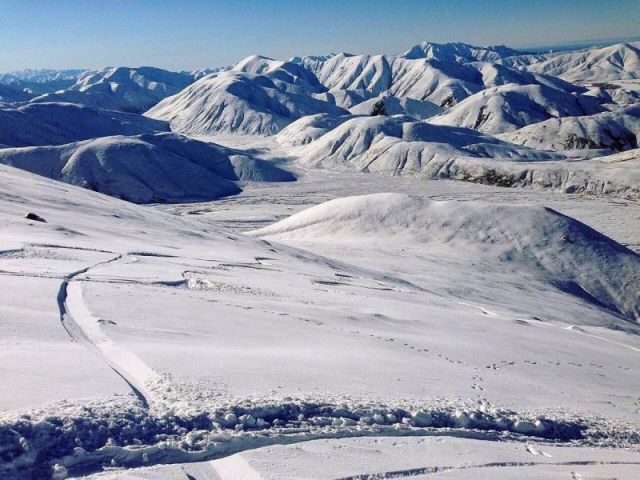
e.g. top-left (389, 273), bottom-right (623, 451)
top-left (56, 250), bottom-right (162, 407)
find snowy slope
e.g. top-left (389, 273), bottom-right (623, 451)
top-left (1, 163), bottom-right (639, 478)
top-left (0, 102), bottom-right (168, 147)
top-left (146, 70), bottom-right (347, 135)
top-left (297, 114), bottom-right (562, 172)
top-left (0, 133), bottom-right (294, 203)
top-left (500, 42), bottom-right (640, 82)
top-left (276, 113), bottom-right (359, 146)
top-left (30, 66), bottom-right (194, 113)
top-left (253, 193), bottom-right (640, 321)
top-left (429, 83), bottom-right (604, 134)
top-left (349, 93), bottom-right (442, 119)
top-left (500, 105), bottom-right (640, 151)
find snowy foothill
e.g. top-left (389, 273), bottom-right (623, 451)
top-left (0, 133), bottom-right (294, 203)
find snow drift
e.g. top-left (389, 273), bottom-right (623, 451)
top-left (252, 193), bottom-right (640, 322)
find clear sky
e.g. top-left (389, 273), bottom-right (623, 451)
top-left (1, 0), bottom-right (639, 72)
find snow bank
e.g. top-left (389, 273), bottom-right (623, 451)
top-left (252, 193), bottom-right (640, 321)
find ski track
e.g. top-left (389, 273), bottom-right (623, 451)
top-left (56, 250), bottom-right (162, 407)
top-left (2, 244), bottom-right (638, 478)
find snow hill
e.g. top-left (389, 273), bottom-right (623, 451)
top-left (429, 83), bottom-right (605, 134)
top-left (0, 133), bottom-right (294, 203)
top-left (500, 105), bottom-right (640, 151)
top-left (30, 66), bottom-right (194, 113)
top-left (500, 42), bottom-right (640, 83)
top-left (146, 67), bottom-right (348, 135)
top-left (295, 114), bottom-right (562, 172)
top-left (252, 192), bottom-right (640, 321)
top-left (0, 102), bottom-right (168, 148)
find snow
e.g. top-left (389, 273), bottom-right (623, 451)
top-left (31, 67), bottom-right (194, 113)
top-left (0, 102), bottom-right (168, 147)
top-left (146, 70), bottom-right (347, 135)
top-left (501, 42), bottom-right (640, 83)
top-left (402, 41), bottom-right (523, 63)
top-left (0, 133), bottom-right (294, 203)
top-left (1, 39), bottom-right (640, 480)
top-left (348, 94), bottom-right (442, 119)
top-left (429, 83), bottom-right (604, 134)
top-left (1, 158), bottom-right (639, 478)
top-left (499, 105), bottom-right (640, 151)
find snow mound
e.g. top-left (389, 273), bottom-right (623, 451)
top-left (349, 94), bottom-right (442, 119)
top-left (30, 66), bottom-right (194, 113)
top-left (429, 84), bottom-right (604, 134)
top-left (0, 102), bottom-right (168, 148)
top-left (146, 69), bottom-right (347, 135)
top-left (0, 133), bottom-right (294, 203)
top-left (500, 106), bottom-right (640, 151)
top-left (252, 193), bottom-right (640, 321)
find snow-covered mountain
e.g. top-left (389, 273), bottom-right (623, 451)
top-left (402, 41), bottom-right (523, 62)
top-left (146, 65), bottom-right (347, 135)
top-left (295, 114), bottom-right (562, 172)
top-left (0, 133), bottom-right (293, 203)
top-left (0, 102), bottom-right (168, 147)
top-left (429, 83), bottom-right (604, 134)
top-left (500, 42), bottom-right (640, 83)
top-left (500, 105), bottom-right (640, 151)
top-left (0, 68), bottom-right (85, 95)
top-left (30, 66), bottom-right (194, 113)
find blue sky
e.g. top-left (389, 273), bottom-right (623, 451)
top-left (0, 0), bottom-right (639, 72)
